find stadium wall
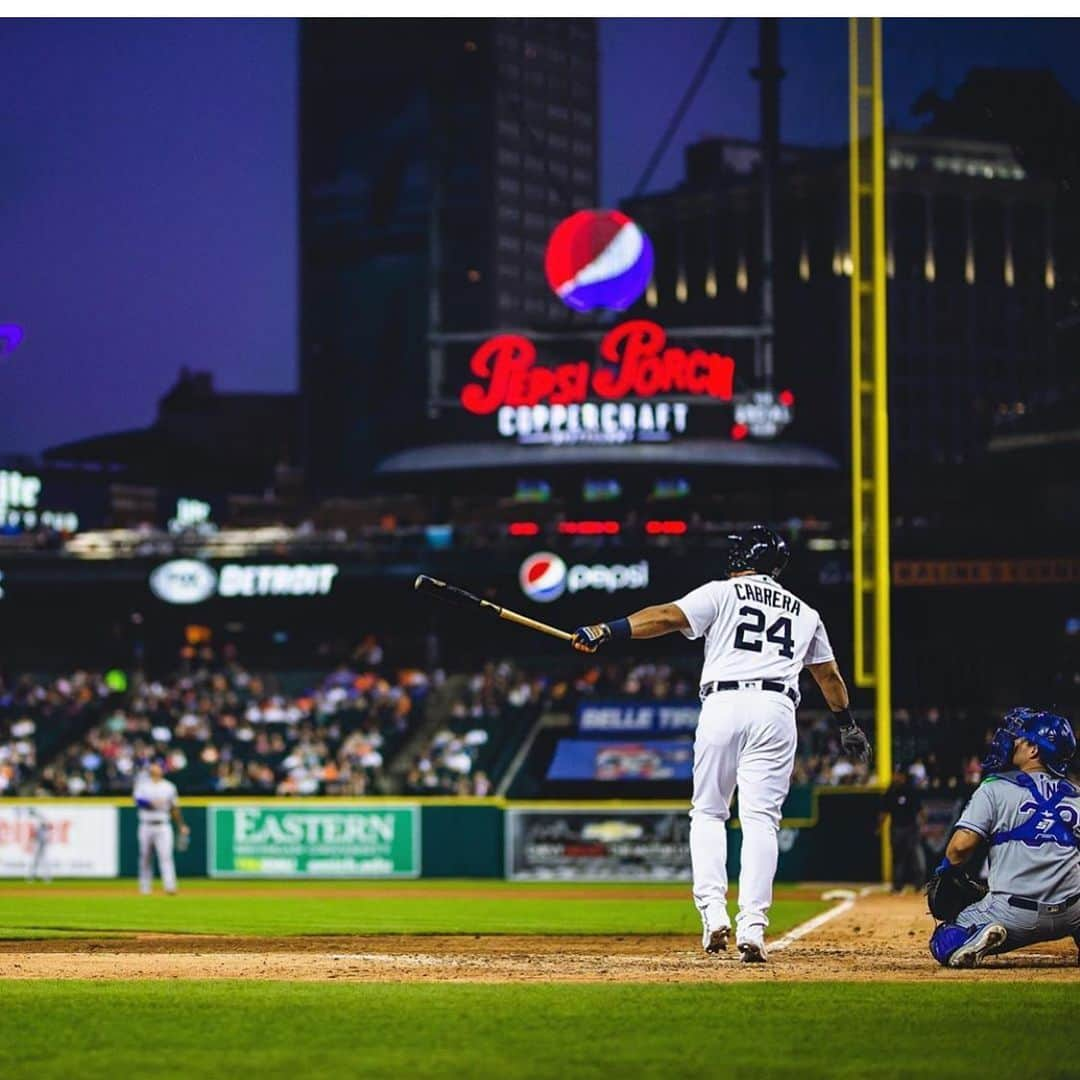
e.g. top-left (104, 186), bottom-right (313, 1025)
top-left (3, 792), bottom-right (882, 882)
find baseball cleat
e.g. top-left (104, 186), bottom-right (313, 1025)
top-left (703, 927), bottom-right (730, 954)
top-left (738, 941), bottom-right (767, 964)
top-left (947, 923), bottom-right (1007, 968)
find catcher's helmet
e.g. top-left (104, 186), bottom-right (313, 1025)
top-left (981, 707), bottom-right (1077, 779)
top-left (725, 525), bottom-right (790, 580)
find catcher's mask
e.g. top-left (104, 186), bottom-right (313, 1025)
top-left (981, 707), bottom-right (1077, 779)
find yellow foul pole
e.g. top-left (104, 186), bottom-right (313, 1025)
top-left (849, 18), bottom-right (893, 879)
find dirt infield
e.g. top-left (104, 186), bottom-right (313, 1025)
top-left (2, 892), bottom-right (1077, 982)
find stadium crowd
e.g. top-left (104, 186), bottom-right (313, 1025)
top-left (0, 649), bottom-right (1037, 798)
top-left (1, 643), bottom-right (427, 798)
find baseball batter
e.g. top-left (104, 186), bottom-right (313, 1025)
top-left (573, 526), bottom-right (870, 962)
top-left (134, 762), bottom-right (189, 895)
top-left (927, 708), bottom-right (1080, 967)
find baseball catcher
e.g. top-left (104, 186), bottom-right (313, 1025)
top-left (927, 708), bottom-right (1080, 968)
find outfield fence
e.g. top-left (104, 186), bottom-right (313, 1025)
top-left (1, 789), bottom-right (883, 881)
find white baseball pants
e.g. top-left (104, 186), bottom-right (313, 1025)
top-left (138, 822), bottom-right (177, 894)
top-left (690, 689), bottom-right (797, 942)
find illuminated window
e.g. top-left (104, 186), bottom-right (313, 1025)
top-left (886, 246), bottom-right (895, 279)
top-left (736, 255), bottom-right (748, 293)
top-left (1004, 251), bottom-right (1015, 287)
top-left (832, 250), bottom-right (842, 276)
top-left (924, 252), bottom-right (936, 283)
top-left (1046, 258), bottom-right (1056, 290)
top-left (675, 273), bottom-right (687, 303)
top-left (842, 253), bottom-right (854, 277)
top-left (965, 251), bottom-right (975, 285)
top-left (645, 280), bottom-right (658, 308)
top-left (798, 241), bottom-right (810, 282)
top-left (705, 268), bottom-right (718, 298)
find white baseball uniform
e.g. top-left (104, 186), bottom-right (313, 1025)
top-left (675, 573), bottom-right (835, 944)
top-left (134, 775), bottom-right (180, 894)
top-left (26, 808), bottom-right (52, 883)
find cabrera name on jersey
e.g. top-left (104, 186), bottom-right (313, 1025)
top-left (675, 573), bottom-right (834, 693)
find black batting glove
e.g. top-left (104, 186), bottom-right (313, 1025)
top-left (572, 624), bottom-right (612, 654)
top-left (833, 708), bottom-right (873, 764)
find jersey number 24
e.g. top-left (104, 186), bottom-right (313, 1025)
top-left (733, 606), bottom-right (795, 659)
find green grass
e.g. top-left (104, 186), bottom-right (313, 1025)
top-left (0, 982), bottom-right (1074, 1079)
top-left (0, 880), bottom-right (825, 939)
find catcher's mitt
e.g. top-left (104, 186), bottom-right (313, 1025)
top-left (926, 863), bottom-right (987, 923)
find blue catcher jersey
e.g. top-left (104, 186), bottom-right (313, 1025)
top-left (955, 770), bottom-right (1080, 903)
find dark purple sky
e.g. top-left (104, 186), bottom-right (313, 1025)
top-left (4, 17), bottom-right (1080, 455)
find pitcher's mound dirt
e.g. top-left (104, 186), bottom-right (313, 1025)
top-left (2, 892), bottom-right (1077, 982)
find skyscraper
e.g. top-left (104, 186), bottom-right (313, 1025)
top-left (300, 19), bottom-right (598, 491)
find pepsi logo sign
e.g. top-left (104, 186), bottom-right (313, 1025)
top-left (545, 210), bottom-right (654, 313)
top-left (519, 551), bottom-right (568, 603)
top-left (519, 553), bottom-right (650, 603)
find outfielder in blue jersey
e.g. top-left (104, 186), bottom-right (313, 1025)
top-left (928, 708), bottom-right (1080, 968)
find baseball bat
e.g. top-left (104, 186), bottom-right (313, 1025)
top-left (413, 574), bottom-right (574, 643)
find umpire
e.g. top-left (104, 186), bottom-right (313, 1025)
top-left (879, 766), bottom-right (926, 892)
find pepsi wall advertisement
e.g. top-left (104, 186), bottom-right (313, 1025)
top-left (576, 700), bottom-right (700, 735)
top-left (518, 550), bottom-right (650, 604)
top-left (546, 738), bottom-right (695, 782)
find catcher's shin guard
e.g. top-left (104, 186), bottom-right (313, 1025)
top-left (929, 923), bottom-right (978, 966)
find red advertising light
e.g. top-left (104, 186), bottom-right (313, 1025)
top-left (557, 520), bottom-right (620, 536)
top-left (508, 522), bottom-right (540, 536)
top-left (778, 389), bottom-right (795, 407)
top-left (731, 423), bottom-right (749, 441)
top-left (645, 520), bottom-right (688, 535)
top-left (460, 320), bottom-right (735, 414)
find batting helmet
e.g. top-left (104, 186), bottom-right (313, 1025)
top-left (981, 707), bottom-right (1078, 779)
top-left (725, 526), bottom-right (790, 580)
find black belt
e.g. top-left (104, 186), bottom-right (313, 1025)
top-left (1008, 893), bottom-right (1080, 914)
top-left (700, 680), bottom-right (798, 706)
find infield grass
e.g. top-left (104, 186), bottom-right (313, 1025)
top-left (1, 981), bottom-right (1073, 1080)
top-left (0, 879), bottom-right (826, 939)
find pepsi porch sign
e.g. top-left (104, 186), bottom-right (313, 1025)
top-left (519, 551), bottom-right (649, 603)
top-left (461, 319), bottom-right (735, 448)
top-left (544, 210), bottom-right (653, 313)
